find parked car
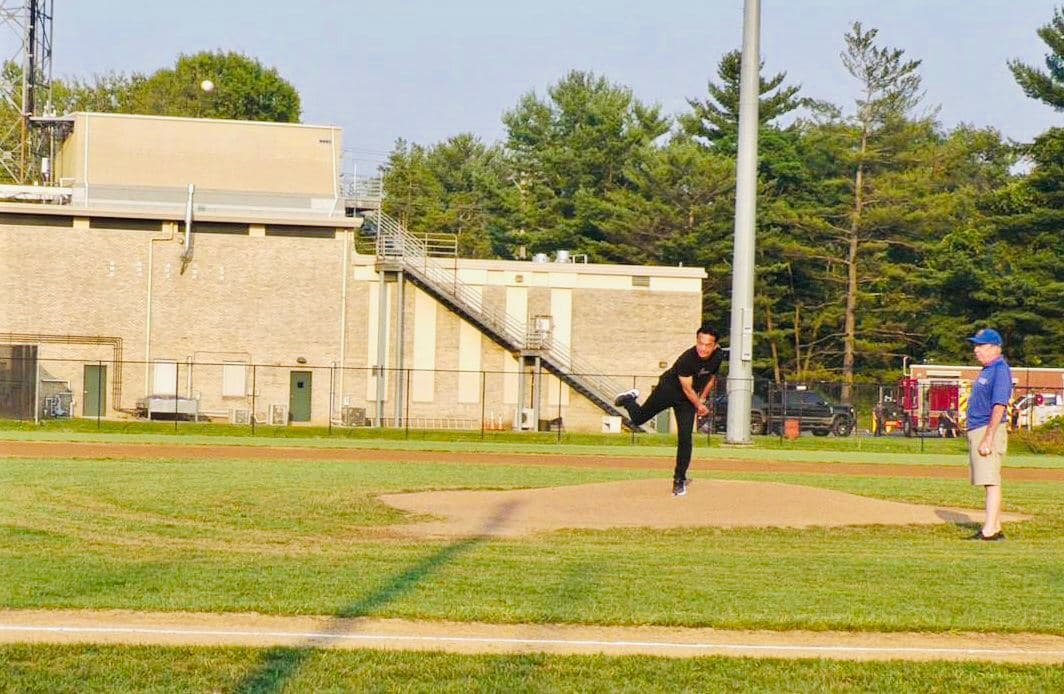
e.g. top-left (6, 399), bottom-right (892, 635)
top-left (703, 388), bottom-right (855, 436)
top-left (702, 393), bottom-right (768, 435)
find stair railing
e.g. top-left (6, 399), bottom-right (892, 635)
top-left (372, 211), bottom-right (636, 414)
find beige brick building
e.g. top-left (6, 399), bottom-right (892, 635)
top-left (0, 113), bottom-right (707, 431)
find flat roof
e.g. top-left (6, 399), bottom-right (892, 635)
top-left (70, 111), bottom-right (339, 132)
top-left (353, 253), bottom-right (707, 278)
top-left (0, 201), bottom-right (361, 229)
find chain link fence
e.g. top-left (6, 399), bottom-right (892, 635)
top-left (2, 353), bottom-right (1062, 446)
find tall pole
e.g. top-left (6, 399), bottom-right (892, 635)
top-left (726, 0), bottom-right (760, 444)
top-left (19, 0), bottom-right (39, 182)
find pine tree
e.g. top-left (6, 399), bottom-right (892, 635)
top-left (1008, 7), bottom-right (1064, 110)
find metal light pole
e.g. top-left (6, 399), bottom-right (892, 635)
top-left (726, 0), bottom-right (760, 444)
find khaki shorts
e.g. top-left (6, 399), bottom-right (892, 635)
top-left (967, 425), bottom-right (1007, 486)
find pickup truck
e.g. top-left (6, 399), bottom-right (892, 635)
top-left (705, 389), bottom-right (856, 436)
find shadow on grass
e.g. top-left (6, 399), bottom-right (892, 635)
top-left (233, 500), bottom-right (520, 693)
top-left (934, 509), bottom-right (982, 534)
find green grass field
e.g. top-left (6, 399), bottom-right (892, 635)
top-left (3, 436), bottom-right (1063, 690)
top-left (3, 456), bottom-right (1063, 632)
top-left (2, 645), bottom-right (1062, 693)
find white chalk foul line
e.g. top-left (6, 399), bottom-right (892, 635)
top-left (2, 624), bottom-right (1064, 658)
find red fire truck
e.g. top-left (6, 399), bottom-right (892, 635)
top-left (873, 377), bottom-right (963, 437)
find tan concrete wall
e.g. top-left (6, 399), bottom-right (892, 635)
top-left (59, 113), bottom-right (340, 196)
top-left (1, 211), bottom-right (704, 430)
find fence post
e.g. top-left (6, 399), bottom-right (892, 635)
top-left (629, 375), bottom-right (637, 445)
top-left (405, 368), bottom-right (411, 439)
top-left (778, 380), bottom-right (785, 445)
top-left (251, 364), bottom-right (257, 435)
top-left (97, 359), bottom-right (103, 430)
top-left (480, 370), bottom-right (486, 441)
top-left (329, 363), bottom-right (335, 436)
top-left (173, 361), bottom-right (179, 432)
top-left (33, 356), bottom-right (39, 425)
top-left (556, 376), bottom-right (562, 444)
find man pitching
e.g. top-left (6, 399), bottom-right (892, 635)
top-left (614, 324), bottom-right (723, 497)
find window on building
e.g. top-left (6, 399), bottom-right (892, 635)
top-left (222, 362), bottom-right (247, 397)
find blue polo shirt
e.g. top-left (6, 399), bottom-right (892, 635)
top-left (966, 357), bottom-right (1012, 429)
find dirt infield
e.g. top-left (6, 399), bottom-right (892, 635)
top-left (2, 438), bottom-right (1033, 538)
top-left (4, 440), bottom-right (1064, 481)
top-left (380, 478), bottom-right (1028, 538)
top-left (2, 609), bottom-right (1063, 663)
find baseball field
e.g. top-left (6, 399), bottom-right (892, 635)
top-left (2, 430), bottom-right (1063, 691)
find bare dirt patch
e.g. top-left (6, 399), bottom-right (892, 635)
top-left (4, 440), bottom-right (1064, 481)
top-left (380, 478), bottom-right (1028, 538)
top-left (1, 609), bottom-right (1062, 663)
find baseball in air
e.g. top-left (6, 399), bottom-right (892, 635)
top-left (200, 79), bottom-right (214, 92)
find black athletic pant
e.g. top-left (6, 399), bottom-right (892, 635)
top-left (619, 384), bottom-right (696, 482)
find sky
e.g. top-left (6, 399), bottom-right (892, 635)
top-left (48, 1), bottom-right (1064, 175)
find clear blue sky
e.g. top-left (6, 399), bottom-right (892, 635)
top-left (56, 1), bottom-right (1062, 174)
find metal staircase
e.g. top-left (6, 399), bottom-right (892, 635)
top-left (368, 211), bottom-right (644, 430)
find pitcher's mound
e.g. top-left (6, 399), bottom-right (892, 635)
top-left (379, 479), bottom-right (1028, 538)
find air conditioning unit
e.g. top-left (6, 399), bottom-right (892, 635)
top-left (515, 407), bottom-right (535, 431)
top-left (341, 406), bottom-right (366, 426)
top-left (229, 408), bottom-right (251, 425)
top-left (268, 403), bottom-right (289, 426)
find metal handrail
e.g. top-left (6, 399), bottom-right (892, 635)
top-left (342, 175), bottom-right (384, 201)
top-left (419, 232), bottom-right (458, 258)
top-left (371, 211), bottom-right (632, 409)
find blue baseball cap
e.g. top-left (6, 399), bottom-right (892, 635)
top-left (967, 328), bottom-right (1002, 346)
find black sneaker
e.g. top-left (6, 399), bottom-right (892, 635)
top-left (613, 388), bottom-right (639, 407)
top-left (968, 531), bottom-right (1005, 541)
top-left (672, 478), bottom-right (687, 497)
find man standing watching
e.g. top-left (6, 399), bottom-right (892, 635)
top-left (614, 324), bottom-right (723, 497)
top-left (965, 328), bottom-right (1013, 541)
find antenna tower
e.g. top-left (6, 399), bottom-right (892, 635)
top-left (0, 0), bottom-right (55, 183)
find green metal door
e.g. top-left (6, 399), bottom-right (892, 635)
top-left (289, 371), bottom-right (312, 422)
top-left (83, 365), bottom-right (107, 417)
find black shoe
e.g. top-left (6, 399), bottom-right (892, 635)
top-left (613, 388), bottom-right (639, 407)
top-left (672, 478), bottom-right (687, 497)
top-left (967, 531), bottom-right (1005, 541)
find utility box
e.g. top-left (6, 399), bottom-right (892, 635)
top-left (601, 415), bottom-right (622, 433)
top-left (137, 395), bottom-right (199, 420)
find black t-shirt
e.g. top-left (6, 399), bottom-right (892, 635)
top-left (660, 346), bottom-right (723, 393)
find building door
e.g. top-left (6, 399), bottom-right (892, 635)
top-left (289, 371), bottom-right (312, 422)
top-left (83, 365), bottom-right (107, 417)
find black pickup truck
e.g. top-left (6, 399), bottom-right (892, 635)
top-left (706, 389), bottom-right (856, 436)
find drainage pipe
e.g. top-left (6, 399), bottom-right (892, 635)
top-left (336, 228), bottom-right (350, 420)
top-left (180, 183), bottom-right (195, 264)
top-left (145, 221), bottom-right (177, 397)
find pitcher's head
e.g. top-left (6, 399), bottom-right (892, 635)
top-left (695, 324), bottom-right (719, 358)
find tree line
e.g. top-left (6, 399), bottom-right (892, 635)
top-left (381, 15), bottom-right (1063, 388)
top-left (6, 12), bottom-right (1062, 386)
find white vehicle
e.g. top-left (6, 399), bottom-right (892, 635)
top-left (1012, 393), bottom-right (1064, 429)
